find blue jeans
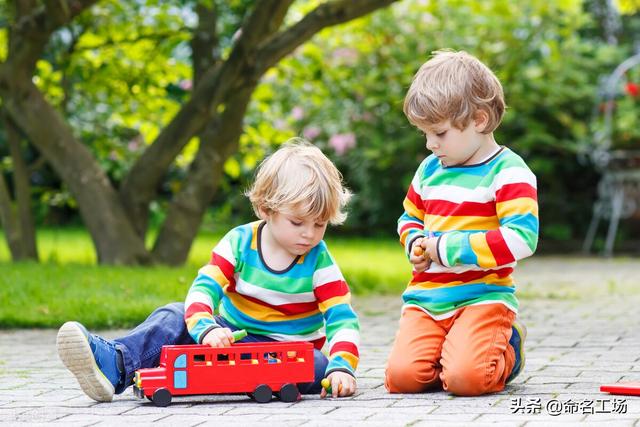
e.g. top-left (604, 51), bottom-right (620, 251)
top-left (114, 302), bottom-right (327, 395)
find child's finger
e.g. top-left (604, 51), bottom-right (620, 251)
top-left (340, 382), bottom-right (353, 397)
top-left (220, 335), bottom-right (232, 347)
top-left (332, 380), bottom-right (342, 398)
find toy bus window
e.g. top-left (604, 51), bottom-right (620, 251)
top-left (217, 353), bottom-right (235, 365)
top-left (174, 354), bottom-right (187, 369)
top-left (193, 354), bottom-right (206, 365)
top-left (263, 352), bottom-right (282, 364)
top-left (239, 352), bottom-right (252, 361)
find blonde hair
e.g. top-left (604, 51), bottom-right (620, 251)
top-left (404, 50), bottom-right (505, 133)
top-left (246, 138), bottom-right (351, 225)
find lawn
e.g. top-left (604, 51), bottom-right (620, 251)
top-left (0, 229), bottom-right (411, 328)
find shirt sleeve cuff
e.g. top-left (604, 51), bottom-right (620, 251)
top-left (436, 234), bottom-right (449, 267)
top-left (196, 323), bottom-right (221, 344)
top-left (324, 367), bottom-right (356, 378)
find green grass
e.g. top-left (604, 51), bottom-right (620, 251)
top-left (0, 228), bottom-right (411, 328)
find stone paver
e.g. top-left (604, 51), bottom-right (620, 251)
top-left (2, 257), bottom-right (640, 426)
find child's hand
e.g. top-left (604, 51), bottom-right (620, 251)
top-left (320, 371), bottom-right (356, 398)
top-left (409, 238), bottom-right (431, 272)
top-left (202, 327), bottom-right (235, 348)
top-left (424, 237), bottom-right (439, 264)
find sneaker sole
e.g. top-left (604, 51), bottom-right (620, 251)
top-left (56, 322), bottom-right (115, 402)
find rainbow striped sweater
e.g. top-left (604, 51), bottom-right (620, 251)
top-left (184, 221), bottom-right (360, 377)
top-left (398, 147), bottom-right (539, 316)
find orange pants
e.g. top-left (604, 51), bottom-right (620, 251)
top-left (385, 303), bottom-right (516, 396)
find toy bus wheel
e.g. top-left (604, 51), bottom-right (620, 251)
top-left (252, 384), bottom-right (272, 403)
top-left (278, 383), bottom-right (299, 402)
top-left (152, 388), bottom-right (172, 407)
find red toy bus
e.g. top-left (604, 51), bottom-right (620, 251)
top-left (133, 340), bottom-right (315, 406)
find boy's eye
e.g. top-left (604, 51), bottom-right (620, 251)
top-left (290, 220), bottom-right (302, 226)
top-left (315, 223), bottom-right (326, 228)
top-left (436, 131), bottom-right (447, 137)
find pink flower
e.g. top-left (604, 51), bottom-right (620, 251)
top-left (332, 48), bottom-right (359, 65)
top-left (329, 132), bottom-right (356, 156)
top-left (303, 126), bottom-right (321, 140)
top-left (274, 119), bottom-right (287, 130)
top-left (179, 80), bottom-right (192, 91)
top-left (291, 106), bottom-right (305, 121)
top-left (127, 135), bottom-right (143, 152)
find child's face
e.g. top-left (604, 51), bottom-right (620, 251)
top-left (420, 118), bottom-right (491, 167)
top-left (262, 209), bottom-right (328, 257)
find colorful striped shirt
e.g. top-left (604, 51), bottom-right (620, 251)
top-left (397, 147), bottom-right (539, 316)
top-left (184, 221), bottom-right (360, 377)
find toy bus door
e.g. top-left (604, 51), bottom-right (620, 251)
top-left (173, 354), bottom-right (187, 390)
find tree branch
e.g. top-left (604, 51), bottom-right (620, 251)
top-left (153, 84), bottom-right (255, 264)
top-left (120, 0), bottom-right (293, 233)
top-left (256, 0), bottom-right (398, 72)
top-left (43, 0), bottom-right (99, 28)
top-left (191, 3), bottom-right (218, 86)
top-left (233, 0), bottom-right (294, 53)
top-left (5, 0), bottom-right (98, 78)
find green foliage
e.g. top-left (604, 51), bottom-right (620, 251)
top-left (4, 0), bottom-right (640, 248)
top-left (237, 0), bottom-right (635, 245)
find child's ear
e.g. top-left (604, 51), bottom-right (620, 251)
top-left (258, 207), bottom-right (270, 220)
top-left (474, 110), bottom-right (489, 132)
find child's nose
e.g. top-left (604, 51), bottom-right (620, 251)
top-left (426, 139), bottom-right (439, 151)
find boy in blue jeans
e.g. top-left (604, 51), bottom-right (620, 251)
top-left (57, 139), bottom-right (360, 402)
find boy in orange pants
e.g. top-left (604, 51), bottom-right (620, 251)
top-left (385, 50), bottom-right (538, 396)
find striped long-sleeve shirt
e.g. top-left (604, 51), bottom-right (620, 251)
top-left (184, 221), bottom-right (360, 377)
top-left (397, 147), bottom-right (539, 316)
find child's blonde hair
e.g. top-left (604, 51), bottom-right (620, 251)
top-left (404, 49), bottom-right (505, 133)
top-left (246, 138), bottom-right (351, 225)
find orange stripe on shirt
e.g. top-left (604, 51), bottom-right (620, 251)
top-left (426, 214), bottom-right (501, 232)
top-left (408, 273), bottom-right (514, 290)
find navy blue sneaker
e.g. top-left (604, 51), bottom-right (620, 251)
top-left (506, 317), bottom-right (527, 384)
top-left (56, 321), bottom-right (123, 402)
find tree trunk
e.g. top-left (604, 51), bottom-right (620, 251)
top-left (1, 80), bottom-right (150, 264)
top-left (119, 1), bottom-right (294, 237)
top-left (2, 112), bottom-right (38, 260)
top-left (0, 171), bottom-right (25, 259)
top-left (153, 86), bottom-right (254, 265)
top-left (0, 0), bottom-right (398, 265)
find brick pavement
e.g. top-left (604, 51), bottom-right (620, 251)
top-left (1, 257), bottom-right (640, 426)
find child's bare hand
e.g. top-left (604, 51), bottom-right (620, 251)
top-left (202, 327), bottom-right (235, 348)
top-left (320, 371), bottom-right (356, 398)
top-left (409, 238), bottom-right (431, 272)
top-left (424, 237), bottom-right (439, 264)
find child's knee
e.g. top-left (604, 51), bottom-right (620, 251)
top-left (441, 364), bottom-right (500, 396)
top-left (385, 359), bottom-right (439, 393)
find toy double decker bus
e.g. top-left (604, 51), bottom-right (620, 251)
top-left (133, 340), bottom-right (315, 406)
